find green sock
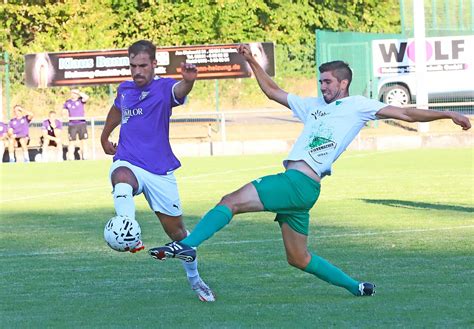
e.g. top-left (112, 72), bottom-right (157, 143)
top-left (181, 205), bottom-right (233, 247)
top-left (304, 253), bottom-right (360, 295)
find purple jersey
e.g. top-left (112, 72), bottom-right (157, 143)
top-left (42, 119), bottom-right (63, 134)
top-left (63, 99), bottom-right (86, 125)
top-left (8, 116), bottom-right (31, 138)
top-left (0, 122), bottom-right (7, 138)
top-left (113, 77), bottom-right (185, 175)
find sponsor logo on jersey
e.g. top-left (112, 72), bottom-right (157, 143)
top-left (122, 107), bottom-right (144, 124)
top-left (308, 136), bottom-right (337, 164)
top-left (139, 91), bottom-right (150, 101)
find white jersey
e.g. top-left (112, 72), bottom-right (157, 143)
top-left (284, 94), bottom-right (387, 178)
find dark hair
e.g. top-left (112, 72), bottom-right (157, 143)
top-left (128, 40), bottom-right (156, 61)
top-left (319, 60), bottom-right (352, 89)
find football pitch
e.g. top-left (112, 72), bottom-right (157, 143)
top-left (1, 148), bottom-right (473, 328)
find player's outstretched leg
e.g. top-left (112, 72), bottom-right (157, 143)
top-left (304, 253), bottom-right (376, 296)
top-left (149, 204), bottom-right (232, 261)
top-left (149, 241), bottom-right (196, 262)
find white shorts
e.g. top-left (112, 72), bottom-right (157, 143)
top-left (109, 160), bottom-right (182, 216)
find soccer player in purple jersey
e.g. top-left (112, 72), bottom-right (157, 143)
top-left (7, 105), bottom-right (34, 163)
top-left (63, 89), bottom-right (89, 160)
top-left (100, 40), bottom-right (215, 302)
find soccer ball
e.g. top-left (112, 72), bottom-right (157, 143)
top-left (104, 215), bottom-right (141, 252)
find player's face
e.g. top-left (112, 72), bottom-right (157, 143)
top-left (319, 71), bottom-right (347, 104)
top-left (13, 106), bottom-right (23, 118)
top-left (129, 52), bottom-right (157, 87)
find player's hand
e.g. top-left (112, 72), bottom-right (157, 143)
top-left (101, 139), bottom-right (117, 155)
top-left (180, 62), bottom-right (198, 82)
top-left (451, 112), bottom-right (471, 130)
top-left (238, 44), bottom-right (253, 62)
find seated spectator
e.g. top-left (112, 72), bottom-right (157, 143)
top-left (41, 110), bottom-right (63, 162)
top-left (8, 105), bottom-right (34, 163)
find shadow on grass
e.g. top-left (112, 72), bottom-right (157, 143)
top-left (361, 199), bottom-right (473, 213)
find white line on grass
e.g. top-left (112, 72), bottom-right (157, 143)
top-left (0, 186), bottom-right (107, 203)
top-left (0, 165), bottom-right (281, 203)
top-left (0, 151), bottom-right (389, 203)
top-left (2, 225), bottom-right (473, 258)
top-left (207, 225), bottom-right (474, 246)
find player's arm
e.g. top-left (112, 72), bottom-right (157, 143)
top-left (17, 107), bottom-right (33, 121)
top-left (100, 105), bottom-right (121, 155)
top-left (238, 44), bottom-right (289, 108)
top-left (174, 62), bottom-right (198, 99)
top-left (79, 91), bottom-right (89, 103)
top-left (376, 105), bottom-right (471, 130)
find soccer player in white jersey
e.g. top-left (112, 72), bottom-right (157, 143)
top-left (149, 44), bottom-right (471, 297)
top-left (100, 40), bottom-right (215, 302)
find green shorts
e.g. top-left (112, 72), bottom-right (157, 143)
top-left (251, 169), bottom-right (321, 235)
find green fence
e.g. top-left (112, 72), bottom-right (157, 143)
top-left (315, 30), bottom-right (401, 99)
top-left (316, 1), bottom-right (474, 114)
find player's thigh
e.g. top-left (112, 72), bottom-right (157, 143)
top-left (68, 126), bottom-right (77, 141)
top-left (142, 172), bottom-right (182, 216)
top-left (155, 212), bottom-right (186, 241)
top-left (109, 160), bottom-right (141, 193)
top-left (78, 123), bottom-right (88, 140)
top-left (19, 137), bottom-right (28, 148)
top-left (280, 222), bottom-right (310, 268)
top-left (220, 182), bottom-right (264, 214)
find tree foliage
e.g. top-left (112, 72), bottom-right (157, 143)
top-left (0, 0), bottom-right (400, 113)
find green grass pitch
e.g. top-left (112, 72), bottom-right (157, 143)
top-left (1, 148), bottom-right (473, 328)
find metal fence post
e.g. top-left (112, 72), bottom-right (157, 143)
top-left (91, 117), bottom-right (96, 160)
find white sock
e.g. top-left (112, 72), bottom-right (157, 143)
top-left (113, 183), bottom-right (135, 219)
top-left (182, 259), bottom-right (200, 285)
top-left (181, 230), bottom-right (200, 285)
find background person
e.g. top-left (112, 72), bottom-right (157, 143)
top-left (63, 88), bottom-right (89, 160)
top-left (100, 40), bottom-right (215, 302)
top-left (7, 105), bottom-right (34, 163)
top-left (149, 44), bottom-right (471, 298)
top-left (0, 121), bottom-right (8, 161)
top-left (41, 110), bottom-right (63, 162)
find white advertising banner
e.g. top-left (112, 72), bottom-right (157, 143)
top-left (372, 35), bottom-right (474, 77)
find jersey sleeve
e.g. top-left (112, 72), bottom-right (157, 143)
top-left (287, 93), bottom-right (312, 123)
top-left (56, 119), bottom-right (63, 130)
top-left (42, 120), bottom-right (48, 130)
top-left (171, 80), bottom-right (186, 107)
top-left (356, 97), bottom-right (387, 121)
top-left (113, 85), bottom-right (123, 109)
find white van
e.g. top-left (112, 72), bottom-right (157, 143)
top-left (372, 35), bottom-right (474, 105)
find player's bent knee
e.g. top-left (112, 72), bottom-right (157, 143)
top-left (217, 195), bottom-right (237, 213)
top-left (111, 167), bottom-right (139, 188)
top-left (286, 252), bottom-right (311, 270)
